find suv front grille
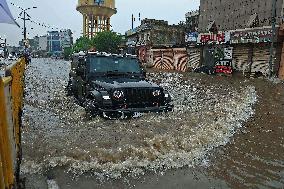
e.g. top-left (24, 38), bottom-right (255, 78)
top-left (124, 88), bottom-right (154, 105)
top-left (111, 88), bottom-right (164, 108)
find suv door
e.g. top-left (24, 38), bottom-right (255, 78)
top-left (75, 58), bottom-right (87, 101)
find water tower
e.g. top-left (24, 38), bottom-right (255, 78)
top-left (76, 0), bottom-right (117, 38)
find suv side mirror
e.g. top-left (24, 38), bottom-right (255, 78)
top-left (76, 59), bottom-right (85, 77)
top-left (141, 69), bottom-right (147, 77)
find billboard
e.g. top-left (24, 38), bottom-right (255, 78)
top-left (230, 27), bottom-right (277, 43)
top-left (197, 32), bottom-right (230, 44)
top-left (185, 32), bottom-right (198, 43)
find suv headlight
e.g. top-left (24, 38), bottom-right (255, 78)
top-left (152, 89), bottom-right (161, 97)
top-left (113, 90), bottom-right (124, 99)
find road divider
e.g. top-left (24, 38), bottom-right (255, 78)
top-left (0, 57), bottom-right (26, 189)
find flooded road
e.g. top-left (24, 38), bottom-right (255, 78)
top-left (21, 58), bottom-right (284, 188)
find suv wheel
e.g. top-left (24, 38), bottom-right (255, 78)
top-left (84, 99), bottom-right (99, 117)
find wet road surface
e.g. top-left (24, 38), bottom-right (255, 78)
top-left (21, 58), bottom-right (283, 188)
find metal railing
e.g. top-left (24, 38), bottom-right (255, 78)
top-left (0, 58), bottom-right (26, 189)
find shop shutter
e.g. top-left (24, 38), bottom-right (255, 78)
top-left (232, 46), bottom-right (250, 72)
top-left (251, 46), bottom-right (272, 76)
top-left (187, 48), bottom-right (201, 69)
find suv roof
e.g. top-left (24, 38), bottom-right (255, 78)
top-left (73, 51), bottom-right (138, 59)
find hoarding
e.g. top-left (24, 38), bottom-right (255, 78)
top-left (197, 32), bottom-right (230, 44)
top-left (230, 27), bottom-right (277, 44)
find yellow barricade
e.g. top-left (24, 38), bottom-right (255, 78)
top-left (0, 57), bottom-right (26, 189)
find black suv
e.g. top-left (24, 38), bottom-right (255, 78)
top-left (67, 52), bottom-right (173, 118)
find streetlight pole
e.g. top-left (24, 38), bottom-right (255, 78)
top-left (269, 0), bottom-right (277, 78)
top-left (18, 6), bottom-right (37, 49)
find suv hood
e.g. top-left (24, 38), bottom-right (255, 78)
top-left (92, 78), bottom-right (160, 90)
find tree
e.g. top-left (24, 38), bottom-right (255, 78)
top-left (91, 31), bottom-right (122, 53)
top-left (63, 47), bottom-right (73, 60)
top-left (72, 37), bottom-right (92, 53)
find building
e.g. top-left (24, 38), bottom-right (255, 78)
top-left (38, 35), bottom-right (48, 51)
top-left (47, 31), bottom-right (62, 56)
top-left (37, 35), bottom-right (48, 57)
top-left (198, 0), bottom-right (284, 32)
top-left (76, 0), bottom-right (117, 38)
top-left (137, 19), bottom-right (185, 47)
top-left (193, 0), bottom-right (284, 77)
top-left (60, 29), bottom-right (73, 50)
top-left (47, 30), bottom-right (73, 56)
top-left (185, 10), bottom-right (199, 32)
top-left (125, 28), bottom-right (139, 54)
top-left (28, 36), bottom-right (39, 52)
top-left (125, 18), bottom-right (188, 72)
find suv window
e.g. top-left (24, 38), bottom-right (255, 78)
top-left (89, 56), bottom-right (141, 73)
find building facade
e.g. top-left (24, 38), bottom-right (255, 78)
top-left (125, 18), bottom-right (188, 72)
top-left (136, 19), bottom-right (185, 47)
top-left (199, 0), bottom-right (284, 32)
top-left (47, 31), bottom-right (62, 56)
top-left (185, 10), bottom-right (199, 32)
top-left (60, 29), bottom-right (73, 50)
top-left (193, 0), bottom-right (284, 77)
top-left (38, 35), bottom-right (48, 51)
top-left (47, 30), bottom-right (73, 56)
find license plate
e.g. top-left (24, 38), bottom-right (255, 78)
top-left (133, 112), bottom-right (144, 118)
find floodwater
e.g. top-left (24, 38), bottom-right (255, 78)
top-left (20, 58), bottom-right (284, 188)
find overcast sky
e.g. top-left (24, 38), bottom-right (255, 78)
top-left (0, 0), bottom-right (199, 46)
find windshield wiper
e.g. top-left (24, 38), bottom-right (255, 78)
top-left (106, 70), bottom-right (126, 77)
top-left (126, 72), bottom-right (142, 77)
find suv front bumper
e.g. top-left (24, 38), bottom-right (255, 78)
top-left (98, 104), bottom-right (174, 114)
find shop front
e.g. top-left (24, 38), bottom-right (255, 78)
top-left (230, 27), bottom-right (280, 77)
top-left (197, 32), bottom-right (233, 74)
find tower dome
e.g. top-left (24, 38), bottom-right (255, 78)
top-left (76, 0), bottom-right (117, 38)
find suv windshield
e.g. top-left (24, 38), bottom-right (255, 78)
top-left (89, 56), bottom-right (141, 74)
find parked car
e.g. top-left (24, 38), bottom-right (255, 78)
top-left (67, 52), bottom-right (173, 118)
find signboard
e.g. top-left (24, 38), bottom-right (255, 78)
top-left (197, 32), bottom-right (230, 44)
top-left (214, 47), bottom-right (233, 74)
top-left (215, 60), bottom-right (233, 74)
top-left (185, 32), bottom-right (198, 43)
top-left (223, 47), bottom-right (233, 59)
top-left (230, 28), bottom-right (276, 44)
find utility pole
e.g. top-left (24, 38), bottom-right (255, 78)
top-left (17, 6), bottom-right (37, 51)
top-left (269, 0), bottom-right (277, 77)
top-left (23, 10), bottom-right (27, 40)
top-left (132, 14), bottom-right (134, 29)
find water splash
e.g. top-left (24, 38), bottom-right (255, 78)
top-left (21, 59), bottom-right (258, 179)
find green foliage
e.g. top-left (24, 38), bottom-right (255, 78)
top-left (72, 37), bottom-right (92, 53)
top-left (91, 31), bottom-right (123, 53)
top-left (63, 47), bottom-right (73, 60)
top-left (72, 31), bottom-right (123, 54)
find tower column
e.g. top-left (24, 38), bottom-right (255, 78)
top-left (107, 17), bottom-right (110, 31)
top-left (99, 16), bottom-right (102, 32)
top-left (83, 14), bottom-right (87, 37)
top-left (90, 15), bottom-right (94, 38)
top-left (102, 16), bottom-right (105, 31)
top-left (95, 16), bottom-right (98, 33)
top-left (86, 15), bottom-right (90, 38)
